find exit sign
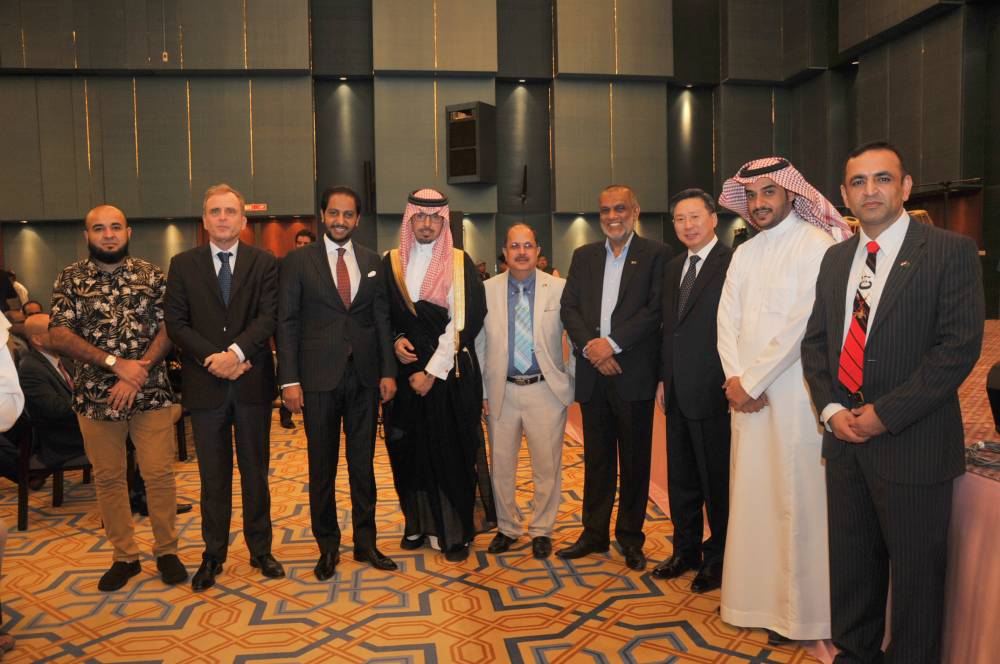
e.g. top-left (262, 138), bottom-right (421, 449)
top-left (245, 203), bottom-right (268, 212)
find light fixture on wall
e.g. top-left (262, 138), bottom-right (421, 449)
top-left (518, 79), bottom-right (526, 83)
top-left (339, 75), bottom-right (348, 81)
top-left (685, 84), bottom-right (693, 89)
top-left (19, 220), bottom-right (27, 224)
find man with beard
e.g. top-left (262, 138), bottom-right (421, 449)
top-left (48, 205), bottom-right (185, 592)
top-left (278, 186), bottom-right (398, 579)
top-left (557, 185), bottom-right (670, 571)
top-left (164, 184), bottom-right (285, 591)
top-left (802, 143), bottom-right (983, 663)
top-left (716, 158), bottom-right (851, 644)
top-left (382, 188), bottom-right (493, 562)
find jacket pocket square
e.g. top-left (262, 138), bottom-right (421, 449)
top-left (367, 270), bottom-right (377, 277)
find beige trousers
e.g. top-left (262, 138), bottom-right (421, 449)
top-left (77, 407), bottom-right (178, 562)
top-left (486, 380), bottom-right (567, 538)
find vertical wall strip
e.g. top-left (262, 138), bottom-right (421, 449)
top-left (132, 78), bottom-right (140, 178)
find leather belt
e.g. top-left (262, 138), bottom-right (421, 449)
top-left (506, 374), bottom-right (544, 386)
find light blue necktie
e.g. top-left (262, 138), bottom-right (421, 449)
top-left (218, 251), bottom-right (232, 305)
top-left (513, 284), bottom-right (533, 374)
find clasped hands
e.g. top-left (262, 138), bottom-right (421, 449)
top-left (205, 349), bottom-right (252, 380)
top-left (107, 357), bottom-right (151, 411)
top-left (828, 405), bottom-right (886, 444)
top-left (395, 336), bottom-right (435, 397)
top-left (583, 338), bottom-right (622, 376)
top-left (723, 376), bottom-right (769, 413)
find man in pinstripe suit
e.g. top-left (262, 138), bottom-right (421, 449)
top-left (802, 141), bottom-right (984, 663)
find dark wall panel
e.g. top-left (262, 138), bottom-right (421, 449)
top-left (312, 0), bottom-right (373, 76)
top-left (496, 82), bottom-right (550, 215)
top-left (36, 77), bottom-right (88, 219)
top-left (667, 87), bottom-right (714, 199)
top-left (552, 80), bottom-right (611, 213)
top-left (714, 84), bottom-right (781, 195)
top-left (555, 0), bottom-right (615, 75)
top-left (372, 0), bottom-right (434, 72)
top-left (722, 0), bottom-right (782, 82)
top-left (0, 78), bottom-right (43, 220)
top-left (247, 0), bottom-right (309, 70)
top-left (316, 80), bottom-right (376, 219)
top-left (189, 78), bottom-right (252, 213)
top-left (887, 29), bottom-right (923, 181)
top-left (838, 0), bottom-right (959, 53)
top-left (672, 0), bottom-right (720, 85)
top-left (135, 78), bottom-right (189, 218)
top-left (180, 0), bottom-right (245, 70)
top-left (20, 0), bottom-right (75, 68)
top-left (437, 0), bottom-right (497, 73)
top-left (612, 81), bottom-right (668, 211)
top-left (249, 77), bottom-right (313, 215)
top-left (497, 0), bottom-right (552, 79)
top-left (787, 71), bottom-right (850, 199)
top-left (373, 0), bottom-right (496, 73)
top-left (617, 0), bottom-right (673, 78)
top-left (93, 78), bottom-right (141, 216)
top-left (0, 1), bottom-right (23, 68)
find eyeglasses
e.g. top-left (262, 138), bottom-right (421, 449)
top-left (412, 212), bottom-right (445, 225)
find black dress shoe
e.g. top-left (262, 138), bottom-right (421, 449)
top-left (156, 554), bottom-right (188, 585)
top-left (621, 545), bottom-right (646, 571)
top-left (191, 558), bottom-right (223, 592)
top-left (767, 629), bottom-right (793, 646)
top-left (690, 562), bottom-right (722, 593)
top-left (250, 553), bottom-right (286, 579)
top-left (98, 560), bottom-right (141, 592)
top-left (399, 534), bottom-right (425, 550)
top-left (651, 554), bottom-right (701, 580)
top-left (354, 547), bottom-right (398, 571)
top-left (487, 532), bottom-right (517, 554)
top-left (176, 503), bottom-right (193, 515)
top-left (531, 536), bottom-right (552, 559)
top-left (314, 551), bottom-right (340, 581)
top-left (555, 539), bottom-right (609, 559)
top-left (443, 544), bottom-right (470, 562)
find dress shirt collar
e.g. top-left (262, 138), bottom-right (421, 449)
top-left (324, 234), bottom-right (354, 256)
top-left (856, 210), bottom-right (909, 258)
top-left (38, 348), bottom-right (61, 370)
top-left (687, 235), bottom-right (718, 262)
top-left (508, 270), bottom-right (537, 295)
top-left (209, 240), bottom-right (238, 260)
top-left (410, 239), bottom-right (437, 256)
top-left (604, 231), bottom-right (635, 258)
top-left (759, 209), bottom-right (798, 239)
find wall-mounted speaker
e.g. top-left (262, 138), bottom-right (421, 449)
top-left (446, 101), bottom-right (496, 184)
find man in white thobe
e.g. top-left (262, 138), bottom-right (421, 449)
top-left (716, 157), bottom-right (851, 644)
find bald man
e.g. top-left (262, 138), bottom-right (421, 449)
top-left (49, 205), bottom-right (186, 592)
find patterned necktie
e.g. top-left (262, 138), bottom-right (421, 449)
top-left (838, 241), bottom-right (880, 396)
top-left (513, 284), bottom-right (533, 374)
top-left (57, 359), bottom-right (74, 390)
top-left (336, 247), bottom-right (352, 309)
top-left (218, 251), bottom-right (232, 305)
top-left (677, 255), bottom-right (701, 316)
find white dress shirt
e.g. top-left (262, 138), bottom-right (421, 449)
top-left (324, 235), bottom-right (361, 302)
top-left (679, 235), bottom-right (719, 285)
top-left (821, 211), bottom-right (911, 424)
top-left (209, 240), bottom-right (246, 361)
top-left (405, 240), bottom-right (457, 380)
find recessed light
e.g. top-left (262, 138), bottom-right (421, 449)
top-left (685, 84), bottom-right (693, 89)
top-left (851, 60), bottom-right (860, 65)
top-left (518, 79), bottom-right (526, 83)
top-left (339, 76), bottom-right (348, 81)
top-left (19, 220), bottom-right (28, 224)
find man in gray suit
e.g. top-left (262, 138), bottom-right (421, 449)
top-left (475, 224), bottom-right (574, 559)
top-left (802, 141), bottom-right (984, 664)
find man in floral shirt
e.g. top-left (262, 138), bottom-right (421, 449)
top-left (49, 205), bottom-right (186, 592)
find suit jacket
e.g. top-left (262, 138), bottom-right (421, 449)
top-left (561, 234), bottom-right (671, 403)
top-left (475, 269), bottom-right (575, 420)
top-left (802, 221), bottom-right (984, 484)
top-left (277, 240), bottom-right (395, 391)
top-left (660, 240), bottom-right (732, 420)
top-left (17, 348), bottom-right (84, 468)
top-left (164, 242), bottom-right (279, 409)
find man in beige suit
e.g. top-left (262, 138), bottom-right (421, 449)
top-left (475, 224), bottom-right (575, 559)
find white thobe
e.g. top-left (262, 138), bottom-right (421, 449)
top-left (716, 212), bottom-right (835, 640)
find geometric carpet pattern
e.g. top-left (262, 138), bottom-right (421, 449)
top-left (1, 415), bottom-right (825, 663)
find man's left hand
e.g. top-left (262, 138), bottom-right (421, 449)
top-left (850, 404), bottom-right (887, 438)
top-left (723, 376), bottom-right (752, 409)
top-left (584, 338), bottom-right (615, 365)
top-left (595, 356), bottom-right (622, 376)
top-left (107, 379), bottom-right (140, 412)
top-left (409, 371), bottom-right (435, 397)
top-left (380, 377), bottom-right (397, 403)
top-left (224, 361), bottom-right (252, 381)
top-left (205, 350), bottom-right (240, 378)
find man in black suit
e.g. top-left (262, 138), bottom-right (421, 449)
top-left (277, 229), bottom-right (317, 430)
top-left (164, 183), bottom-right (285, 591)
top-left (558, 184), bottom-right (670, 570)
top-left (278, 185), bottom-right (398, 580)
top-left (651, 189), bottom-right (732, 593)
top-left (802, 142), bottom-right (984, 663)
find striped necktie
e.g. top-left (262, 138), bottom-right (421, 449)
top-left (512, 284), bottom-right (532, 374)
top-left (838, 241), bottom-right (880, 397)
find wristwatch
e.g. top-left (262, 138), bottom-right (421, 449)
top-left (104, 354), bottom-right (118, 368)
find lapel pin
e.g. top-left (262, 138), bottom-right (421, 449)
top-left (367, 270), bottom-right (377, 277)
top-left (898, 260), bottom-right (910, 268)
top-left (629, 260), bottom-right (638, 265)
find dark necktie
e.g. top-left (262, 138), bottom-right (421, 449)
top-left (838, 241), bottom-right (880, 396)
top-left (336, 247), bottom-right (352, 309)
top-left (57, 359), bottom-right (74, 390)
top-left (218, 251), bottom-right (233, 305)
top-left (677, 255), bottom-right (701, 316)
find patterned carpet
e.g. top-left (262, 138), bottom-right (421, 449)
top-left (0, 409), bottom-right (824, 663)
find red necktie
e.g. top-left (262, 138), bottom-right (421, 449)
top-left (58, 359), bottom-right (74, 390)
top-left (336, 247), bottom-right (352, 309)
top-left (838, 241), bottom-right (879, 397)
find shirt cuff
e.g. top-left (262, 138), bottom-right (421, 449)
top-left (820, 403), bottom-right (846, 432)
top-left (280, 382), bottom-right (300, 390)
top-left (424, 357), bottom-right (450, 381)
top-left (606, 337), bottom-right (622, 354)
top-left (228, 344), bottom-right (245, 362)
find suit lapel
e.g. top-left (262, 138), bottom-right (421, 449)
top-left (228, 242), bottom-right (251, 301)
top-left (307, 241), bottom-right (344, 310)
top-left (614, 236), bottom-right (643, 309)
top-left (197, 245), bottom-right (225, 306)
top-left (35, 351), bottom-right (71, 395)
top-left (830, 235), bottom-right (859, 348)
top-left (868, 221), bottom-right (927, 336)
top-left (353, 249), bottom-right (372, 305)
top-left (532, 270), bottom-right (546, 352)
top-left (677, 242), bottom-right (723, 325)
top-left (498, 272), bottom-right (510, 368)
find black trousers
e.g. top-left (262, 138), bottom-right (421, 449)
top-left (302, 358), bottom-right (379, 554)
top-left (189, 385), bottom-right (273, 562)
top-left (579, 375), bottom-right (654, 549)
top-left (665, 388), bottom-right (731, 566)
top-left (827, 444), bottom-right (953, 664)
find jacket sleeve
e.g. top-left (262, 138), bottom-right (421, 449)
top-left (560, 246), bottom-right (595, 354)
top-left (276, 253), bottom-right (304, 386)
top-left (801, 249), bottom-right (836, 417)
top-left (231, 252), bottom-right (279, 359)
top-left (607, 241), bottom-right (671, 351)
top-left (164, 255), bottom-right (218, 364)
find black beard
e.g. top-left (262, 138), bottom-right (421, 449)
top-left (88, 241), bottom-right (129, 264)
top-left (325, 226), bottom-right (354, 244)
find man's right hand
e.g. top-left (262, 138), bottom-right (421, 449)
top-left (111, 358), bottom-right (151, 389)
top-left (829, 409), bottom-right (867, 444)
top-left (394, 337), bottom-right (418, 364)
top-left (482, 399), bottom-right (490, 418)
top-left (107, 379), bottom-right (140, 412)
top-left (655, 381), bottom-right (665, 413)
top-left (282, 385), bottom-right (305, 413)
